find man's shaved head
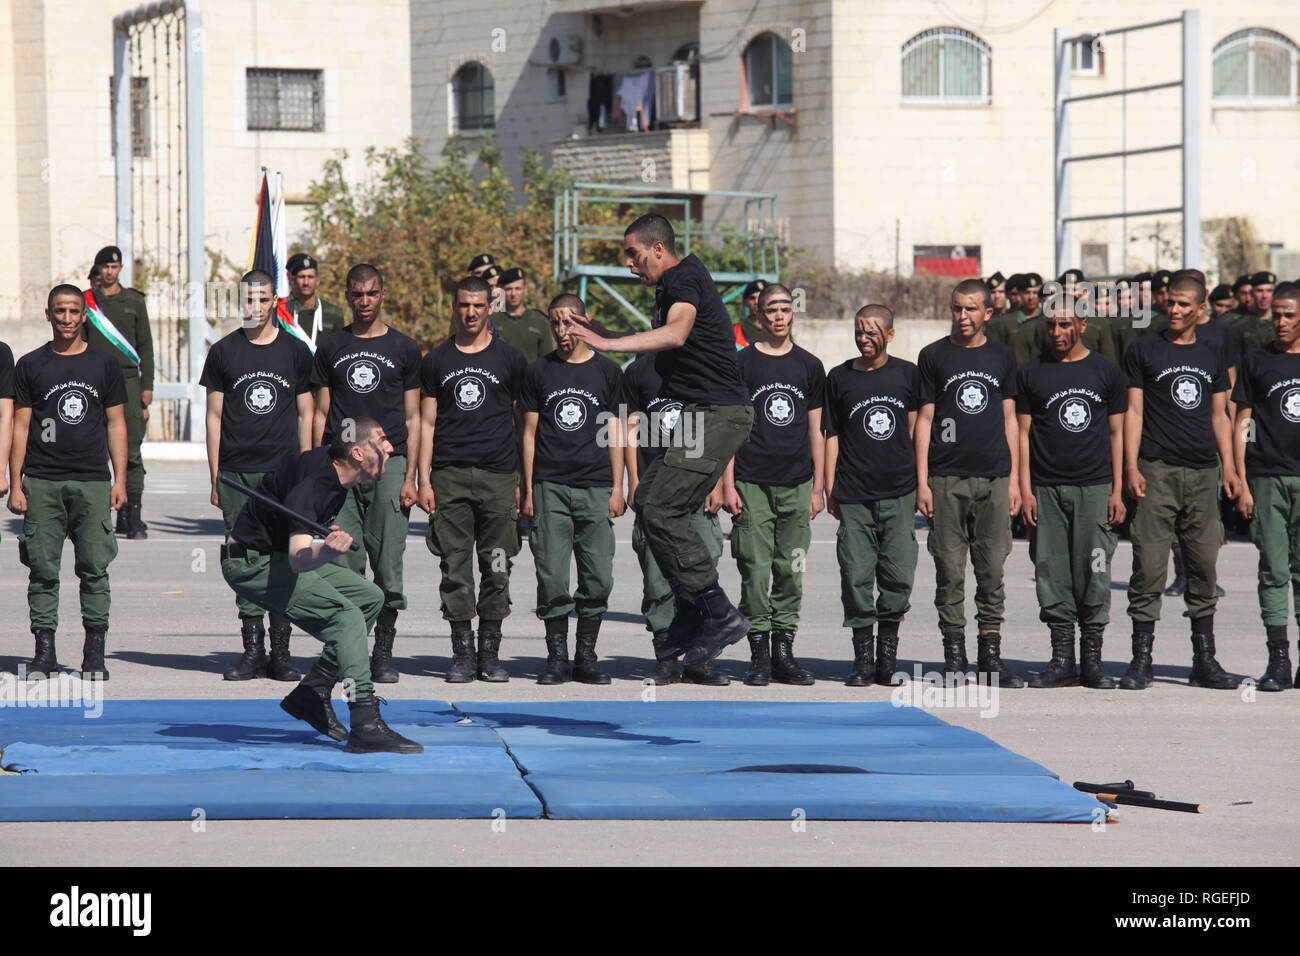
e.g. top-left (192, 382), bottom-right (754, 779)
top-left (48, 284), bottom-right (85, 311)
top-left (757, 283), bottom-right (793, 312)
top-left (951, 278), bottom-right (991, 310)
top-left (456, 275), bottom-right (491, 298)
top-left (855, 304), bottom-right (894, 329)
top-left (1274, 282), bottom-right (1300, 304)
top-left (346, 263), bottom-right (383, 289)
top-left (1169, 274), bottom-right (1207, 304)
top-left (548, 293), bottom-right (586, 314)
top-left (242, 269), bottom-right (274, 288)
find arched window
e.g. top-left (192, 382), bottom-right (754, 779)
top-left (744, 33), bottom-right (793, 109)
top-left (1212, 28), bottom-right (1298, 105)
top-left (901, 27), bottom-right (991, 104)
top-left (452, 62), bottom-right (494, 131)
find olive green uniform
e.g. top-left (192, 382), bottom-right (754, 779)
top-left (20, 476), bottom-right (118, 631)
top-left (633, 508), bottom-right (723, 633)
top-left (731, 480), bottom-right (813, 632)
top-left (426, 465), bottom-right (522, 621)
top-left (334, 456), bottom-right (412, 615)
top-left (285, 295), bottom-right (346, 344)
top-left (492, 310), bottom-right (552, 363)
top-left (530, 481), bottom-right (615, 620)
top-left (86, 287), bottom-right (152, 497)
top-left (217, 470), bottom-right (274, 619)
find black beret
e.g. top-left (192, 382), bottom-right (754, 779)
top-left (467, 253), bottom-right (496, 273)
top-left (88, 266), bottom-right (100, 281)
top-left (1251, 271), bottom-right (1277, 286)
top-left (1232, 274), bottom-right (1253, 292)
top-left (1132, 272), bottom-right (1154, 284)
top-left (94, 246), bottom-right (122, 266)
top-left (1023, 273), bottom-right (1043, 290)
top-left (499, 267), bottom-right (525, 285)
top-left (1004, 273), bottom-right (1025, 292)
top-left (1113, 278), bottom-right (1132, 291)
top-left (1208, 284), bottom-right (1233, 302)
top-left (287, 252), bottom-right (318, 275)
top-left (743, 280), bottom-right (768, 297)
top-left (984, 271), bottom-right (1006, 289)
top-left (1151, 269), bottom-right (1173, 289)
top-left (1058, 268), bottom-right (1085, 284)
top-left (482, 264), bottom-right (503, 281)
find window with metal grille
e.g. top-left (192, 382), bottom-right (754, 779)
top-left (901, 27), bottom-right (991, 104)
top-left (109, 76), bottom-right (151, 157)
top-left (246, 68), bottom-right (323, 131)
top-left (1073, 36), bottom-right (1103, 76)
top-left (745, 33), bottom-right (793, 109)
top-left (452, 63), bottom-right (495, 131)
top-left (1212, 28), bottom-right (1298, 105)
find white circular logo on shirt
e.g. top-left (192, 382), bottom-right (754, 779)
top-left (956, 379), bottom-right (989, 414)
top-left (863, 405), bottom-right (896, 440)
top-left (244, 379), bottom-right (277, 415)
top-left (1058, 398), bottom-right (1091, 433)
top-left (455, 375), bottom-right (485, 411)
top-left (347, 359), bottom-right (380, 394)
top-left (1281, 388), bottom-right (1300, 423)
top-left (58, 389), bottom-right (88, 425)
top-left (763, 390), bottom-right (796, 427)
top-left (554, 397), bottom-right (587, 432)
top-left (658, 401), bottom-right (682, 439)
top-left (1171, 374), bottom-right (1202, 410)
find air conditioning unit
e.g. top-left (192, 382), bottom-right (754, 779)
top-left (547, 34), bottom-right (583, 66)
top-left (655, 62), bottom-right (697, 123)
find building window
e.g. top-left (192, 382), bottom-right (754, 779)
top-left (452, 62), bottom-right (495, 131)
top-left (901, 27), bottom-right (991, 104)
top-left (1073, 36), bottom-right (1103, 76)
top-left (1212, 28), bottom-right (1298, 105)
top-left (913, 244), bottom-right (981, 277)
top-left (246, 68), bottom-right (323, 131)
top-left (745, 33), bottom-right (793, 109)
top-left (1080, 242), bottom-right (1109, 276)
top-left (109, 76), bottom-right (151, 157)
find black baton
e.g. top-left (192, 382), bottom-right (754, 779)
top-left (219, 473), bottom-right (361, 552)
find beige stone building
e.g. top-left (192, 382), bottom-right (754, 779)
top-left (411, 0), bottom-right (1300, 289)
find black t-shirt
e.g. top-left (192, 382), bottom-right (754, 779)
top-left (14, 344), bottom-right (127, 482)
top-left (421, 335), bottom-right (526, 474)
top-left (521, 351), bottom-right (623, 488)
top-left (0, 341), bottom-right (14, 399)
top-left (734, 344), bottom-right (826, 486)
top-left (825, 356), bottom-right (920, 503)
top-left (1016, 351), bottom-right (1127, 486)
top-left (1232, 345), bottom-right (1300, 477)
top-left (230, 447), bottom-right (347, 553)
top-left (652, 254), bottom-right (748, 405)
top-left (1124, 333), bottom-right (1229, 468)
top-left (1152, 316), bottom-right (1239, 371)
top-left (312, 327), bottom-right (423, 457)
top-left (918, 337), bottom-right (1018, 478)
top-left (200, 329), bottom-right (314, 473)
top-left (624, 352), bottom-right (682, 477)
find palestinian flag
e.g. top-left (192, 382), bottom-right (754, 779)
top-left (83, 288), bottom-right (141, 369)
top-left (275, 299), bottom-right (316, 354)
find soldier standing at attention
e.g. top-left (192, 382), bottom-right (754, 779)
top-left (312, 264), bottom-right (422, 683)
top-left (201, 271), bottom-right (314, 682)
top-left (987, 272), bottom-right (1009, 317)
top-left (1233, 282), bottom-right (1300, 691)
top-left (418, 275), bottom-right (528, 683)
top-left (1008, 273), bottom-right (1046, 367)
top-left (85, 245), bottom-right (152, 539)
top-left (622, 353), bottom-right (730, 685)
top-left (725, 282), bottom-right (826, 686)
top-left (825, 305), bottom-right (920, 687)
top-left (1121, 274), bottom-right (1240, 689)
top-left (284, 252), bottom-right (346, 348)
top-left (1209, 284), bottom-right (1236, 318)
top-left (520, 294), bottom-right (626, 684)
top-left (1017, 303), bottom-right (1126, 688)
top-left (10, 286), bottom-right (127, 680)
top-left (736, 279), bottom-right (768, 349)
top-left (468, 253), bottom-right (497, 279)
top-left (916, 278), bottom-right (1024, 686)
top-left (490, 267), bottom-right (551, 363)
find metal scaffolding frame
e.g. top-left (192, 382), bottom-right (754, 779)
top-left (1054, 10), bottom-right (1200, 277)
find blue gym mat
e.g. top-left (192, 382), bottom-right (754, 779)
top-left (0, 699), bottom-right (1099, 822)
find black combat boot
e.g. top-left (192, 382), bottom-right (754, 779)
top-left (941, 628), bottom-right (968, 681)
top-left (770, 629), bottom-right (815, 685)
top-left (876, 621), bottom-right (902, 685)
top-left (267, 617), bottom-right (301, 682)
top-left (1079, 626), bottom-right (1117, 689)
top-left (537, 617), bottom-right (570, 685)
top-left (476, 619), bottom-right (509, 682)
top-left (651, 631), bottom-right (681, 685)
top-left (280, 659), bottom-right (347, 741)
top-left (657, 581), bottom-right (703, 661)
top-left (345, 697), bottom-right (424, 754)
top-left (681, 586), bottom-right (749, 669)
top-left (1188, 616), bottom-right (1238, 689)
top-left (845, 627), bottom-right (874, 687)
top-left (81, 626), bottom-right (110, 680)
top-left (126, 493), bottom-right (148, 540)
top-left (224, 617), bottom-right (267, 681)
top-left (977, 631), bottom-right (1025, 687)
top-left (115, 505), bottom-right (129, 535)
top-left (446, 621), bottom-right (477, 683)
top-left (744, 631), bottom-right (771, 686)
top-left (1257, 626), bottom-right (1293, 692)
top-left (572, 618), bottom-right (611, 685)
top-left (369, 622), bottom-right (399, 684)
top-left (1119, 624), bottom-right (1155, 690)
top-left (26, 629), bottom-right (59, 680)
top-left (682, 660), bottom-right (730, 685)
top-left (1030, 625), bottom-right (1078, 688)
